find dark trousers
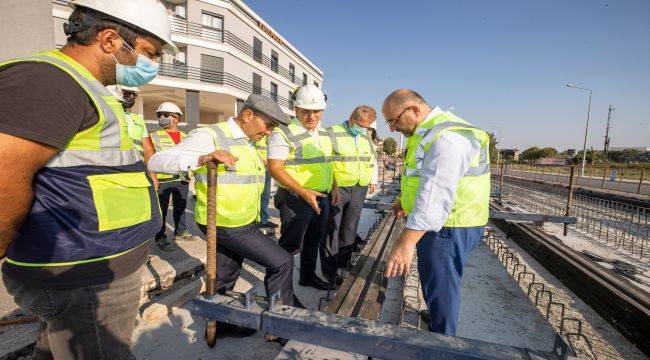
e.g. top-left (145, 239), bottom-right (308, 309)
top-left (322, 185), bottom-right (367, 278)
top-left (259, 169), bottom-right (272, 224)
top-left (417, 226), bottom-right (483, 336)
top-left (274, 187), bottom-right (330, 280)
top-left (198, 223), bottom-right (294, 305)
top-left (3, 268), bottom-right (143, 360)
top-left (156, 180), bottom-right (188, 238)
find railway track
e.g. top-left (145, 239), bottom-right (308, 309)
top-left (489, 202), bottom-right (650, 356)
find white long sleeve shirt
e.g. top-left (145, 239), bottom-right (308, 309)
top-left (405, 109), bottom-right (481, 232)
top-left (267, 120), bottom-right (378, 185)
top-left (147, 118), bottom-right (250, 174)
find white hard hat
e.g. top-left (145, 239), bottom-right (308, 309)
top-left (68, 0), bottom-right (179, 54)
top-left (106, 85), bottom-right (140, 101)
top-left (293, 84), bottom-right (327, 110)
top-left (156, 102), bottom-right (182, 116)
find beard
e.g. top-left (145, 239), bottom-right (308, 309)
top-left (101, 46), bottom-right (135, 85)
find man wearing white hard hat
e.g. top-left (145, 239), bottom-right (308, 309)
top-left (0, 0), bottom-right (176, 357)
top-left (107, 85), bottom-right (156, 161)
top-left (268, 85), bottom-right (340, 290)
top-left (149, 102), bottom-right (193, 251)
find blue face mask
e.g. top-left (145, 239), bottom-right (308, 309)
top-left (113, 38), bottom-right (159, 87)
top-left (349, 124), bottom-right (366, 136)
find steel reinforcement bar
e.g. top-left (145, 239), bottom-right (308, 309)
top-left (489, 202), bottom-right (650, 356)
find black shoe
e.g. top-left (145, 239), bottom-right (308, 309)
top-left (265, 334), bottom-right (289, 346)
top-left (261, 222), bottom-right (279, 229)
top-left (420, 310), bottom-right (430, 324)
top-left (323, 274), bottom-right (343, 286)
top-left (155, 236), bottom-right (174, 252)
top-left (215, 321), bottom-right (257, 338)
top-left (293, 296), bottom-right (306, 309)
top-left (298, 276), bottom-right (337, 290)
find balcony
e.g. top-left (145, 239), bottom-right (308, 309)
top-left (169, 16), bottom-right (303, 87)
top-left (159, 62), bottom-right (290, 109)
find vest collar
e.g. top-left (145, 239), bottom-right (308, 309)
top-left (227, 117), bottom-right (248, 140)
top-left (413, 106), bottom-right (445, 137)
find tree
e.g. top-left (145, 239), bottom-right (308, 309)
top-left (521, 147), bottom-right (542, 162)
top-left (383, 137), bottom-right (397, 155)
top-left (488, 132), bottom-right (499, 164)
top-left (539, 147), bottom-right (558, 158)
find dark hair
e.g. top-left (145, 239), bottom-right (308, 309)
top-left (65, 8), bottom-right (142, 48)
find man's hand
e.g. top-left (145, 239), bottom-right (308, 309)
top-left (298, 188), bottom-right (327, 215)
top-left (384, 229), bottom-right (426, 277)
top-left (330, 185), bottom-right (340, 206)
top-left (198, 150), bottom-right (238, 167)
top-left (391, 200), bottom-right (406, 219)
top-left (368, 183), bottom-right (377, 194)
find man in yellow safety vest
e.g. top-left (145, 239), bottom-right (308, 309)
top-left (382, 89), bottom-right (490, 336)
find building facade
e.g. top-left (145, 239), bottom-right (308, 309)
top-left (1, 0), bottom-right (323, 130)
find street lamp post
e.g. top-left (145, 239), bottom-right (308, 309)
top-left (566, 83), bottom-right (592, 177)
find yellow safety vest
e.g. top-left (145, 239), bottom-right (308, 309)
top-left (193, 122), bottom-right (265, 227)
top-left (327, 121), bottom-right (376, 187)
top-left (150, 129), bottom-right (187, 181)
top-left (274, 118), bottom-right (334, 192)
top-left (255, 136), bottom-right (268, 161)
top-left (1, 50), bottom-right (161, 267)
top-left (401, 111), bottom-right (490, 228)
top-left (125, 112), bottom-right (146, 154)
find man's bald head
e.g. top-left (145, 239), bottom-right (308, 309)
top-left (382, 89), bottom-right (432, 136)
top-left (382, 89), bottom-right (428, 111)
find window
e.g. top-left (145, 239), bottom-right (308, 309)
top-left (270, 82), bottom-right (278, 102)
top-left (253, 37), bottom-right (262, 63)
top-left (200, 54), bottom-right (224, 84)
top-left (288, 91), bottom-right (294, 110)
top-left (313, 81), bottom-right (319, 88)
top-left (289, 64), bottom-right (295, 82)
top-left (252, 73), bottom-right (262, 95)
top-left (271, 50), bottom-right (279, 73)
top-left (302, 73), bottom-right (308, 86)
top-left (201, 12), bottom-right (223, 42)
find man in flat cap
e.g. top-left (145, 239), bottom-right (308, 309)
top-left (148, 94), bottom-right (302, 338)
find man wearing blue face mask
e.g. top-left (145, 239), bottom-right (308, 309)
top-left (322, 106), bottom-right (379, 283)
top-left (149, 102), bottom-right (192, 251)
top-left (0, 0), bottom-right (177, 358)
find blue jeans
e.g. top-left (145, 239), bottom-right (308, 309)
top-left (417, 226), bottom-right (483, 336)
top-left (260, 170), bottom-right (272, 224)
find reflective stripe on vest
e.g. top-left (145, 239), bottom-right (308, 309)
top-left (193, 122), bottom-right (265, 227)
top-left (400, 112), bottom-right (490, 228)
top-left (2, 50), bottom-right (161, 267)
top-left (274, 119), bottom-right (334, 192)
top-left (125, 112), bottom-right (146, 154)
top-left (327, 122), bottom-right (375, 187)
top-left (151, 129), bottom-right (187, 181)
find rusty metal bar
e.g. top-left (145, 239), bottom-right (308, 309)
top-left (204, 162), bottom-right (218, 347)
top-left (638, 169), bottom-right (645, 194)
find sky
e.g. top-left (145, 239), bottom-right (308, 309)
top-left (246, 0), bottom-right (649, 151)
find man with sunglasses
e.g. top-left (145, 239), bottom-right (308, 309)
top-left (148, 94), bottom-right (302, 337)
top-left (148, 101), bottom-right (192, 251)
top-left (382, 89), bottom-right (490, 336)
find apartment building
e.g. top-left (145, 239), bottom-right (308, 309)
top-left (1, 0), bottom-right (324, 129)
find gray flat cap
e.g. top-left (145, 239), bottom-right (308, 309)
top-left (242, 93), bottom-right (290, 125)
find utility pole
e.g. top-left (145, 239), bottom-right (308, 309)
top-left (603, 105), bottom-right (614, 153)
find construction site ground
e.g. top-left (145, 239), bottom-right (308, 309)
top-left (1, 186), bottom-right (645, 359)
